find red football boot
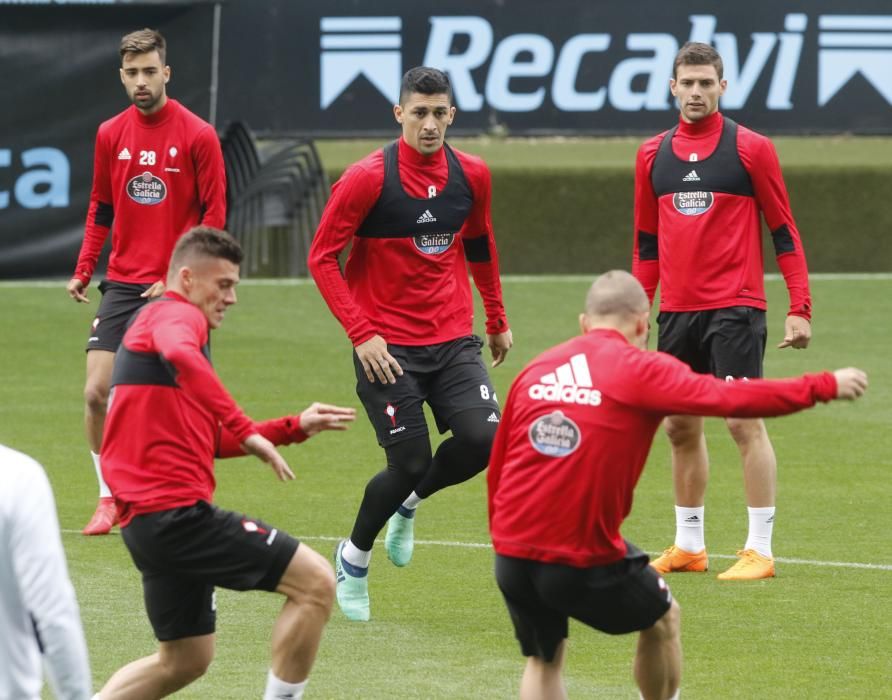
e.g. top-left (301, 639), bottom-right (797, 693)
top-left (82, 497), bottom-right (118, 536)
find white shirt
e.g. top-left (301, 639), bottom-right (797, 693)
top-left (0, 445), bottom-right (92, 700)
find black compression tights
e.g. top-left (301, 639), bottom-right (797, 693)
top-left (349, 408), bottom-right (498, 551)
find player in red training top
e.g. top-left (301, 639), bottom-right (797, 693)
top-left (96, 227), bottom-right (355, 700)
top-left (632, 42), bottom-right (813, 580)
top-left (66, 28), bottom-right (227, 536)
top-left (308, 67), bottom-right (513, 621)
top-left (489, 271), bottom-right (867, 700)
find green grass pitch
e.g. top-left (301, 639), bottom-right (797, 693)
top-left (2, 276), bottom-right (890, 699)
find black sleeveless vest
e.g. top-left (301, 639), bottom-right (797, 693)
top-left (111, 297), bottom-right (212, 388)
top-left (355, 141), bottom-right (474, 253)
top-left (651, 117), bottom-right (754, 201)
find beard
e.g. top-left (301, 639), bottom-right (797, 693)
top-left (131, 89), bottom-right (162, 111)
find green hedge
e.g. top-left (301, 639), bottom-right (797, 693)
top-left (325, 165), bottom-right (892, 273)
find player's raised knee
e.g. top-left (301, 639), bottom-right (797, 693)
top-left (454, 408), bottom-right (499, 457)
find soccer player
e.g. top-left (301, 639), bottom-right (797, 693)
top-left (308, 66), bottom-right (512, 621)
top-left (632, 42), bottom-right (813, 579)
top-left (95, 227), bottom-right (355, 700)
top-left (489, 271), bottom-right (867, 700)
top-left (0, 444), bottom-right (93, 700)
top-left (67, 28), bottom-right (227, 536)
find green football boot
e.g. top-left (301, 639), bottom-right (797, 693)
top-left (384, 506), bottom-right (416, 567)
top-left (334, 540), bottom-right (370, 621)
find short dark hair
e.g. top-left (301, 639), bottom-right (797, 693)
top-left (170, 226), bottom-right (243, 271)
top-left (120, 28), bottom-right (167, 65)
top-left (584, 270), bottom-right (650, 319)
top-left (673, 42), bottom-right (723, 80)
top-left (399, 66), bottom-right (453, 105)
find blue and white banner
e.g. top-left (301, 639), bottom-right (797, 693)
top-left (2, 0), bottom-right (889, 278)
top-left (0, 3), bottom-right (213, 278)
top-left (217, 0), bottom-right (892, 136)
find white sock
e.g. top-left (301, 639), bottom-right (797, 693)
top-left (263, 670), bottom-right (306, 700)
top-left (674, 506), bottom-right (705, 553)
top-left (744, 507), bottom-right (775, 558)
top-left (342, 539), bottom-right (371, 568)
top-left (401, 491), bottom-right (422, 510)
top-left (92, 451), bottom-right (111, 498)
top-left (640, 690), bottom-right (679, 700)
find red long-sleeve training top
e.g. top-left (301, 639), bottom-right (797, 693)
top-left (73, 99), bottom-right (227, 287)
top-left (632, 111), bottom-right (811, 319)
top-left (101, 292), bottom-right (306, 526)
top-left (488, 329), bottom-right (836, 568)
top-left (308, 137), bottom-right (508, 346)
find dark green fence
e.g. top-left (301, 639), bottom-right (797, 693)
top-left (326, 165), bottom-right (891, 273)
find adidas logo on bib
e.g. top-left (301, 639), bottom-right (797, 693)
top-left (682, 169), bottom-right (700, 182)
top-left (416, 209), bottom-right (437, 224)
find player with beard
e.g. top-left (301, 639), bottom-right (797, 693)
top-left (67, 28), bottom-right (226, 536)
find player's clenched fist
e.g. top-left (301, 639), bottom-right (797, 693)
top-left (832, 368), bottom-right (868, 400)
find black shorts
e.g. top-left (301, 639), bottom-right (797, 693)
top-left (85, 280), bottom-right (152, 352)
top-left (657, 306), bottom-right (767, 379)
top-left (121, 501), bottom-right (299, 641)
top-left (495, 543), bottom-right (673, 662)
top-left (354, 335), bottom-right (500, 447)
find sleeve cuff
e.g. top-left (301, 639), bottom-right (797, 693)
top-left (485, 316), bottom-right (509, 335)
top-left (815, 372), bottom-right (837, 402)
top-left (788, 306), bottom-right (812, 321)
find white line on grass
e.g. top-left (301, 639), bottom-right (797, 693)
top-left (499, 273), bottom-right (892, 283)
top-left (5, 273), bottom-right (892, 289)
top-left (61, 530), bottom-right (892, 571)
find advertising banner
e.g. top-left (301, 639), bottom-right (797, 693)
top-left (218, 0), bottom-right (892, 136)
top-left (0, 5), bottom-right (213, 278)
top-left (2, 1), bottom-right (889, 277)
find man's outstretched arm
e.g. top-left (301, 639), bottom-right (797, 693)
top-left (216, 403), bottom-right (356, 458)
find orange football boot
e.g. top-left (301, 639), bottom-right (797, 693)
top-left (651, 545), bottom-right (709, 573)
top-left (717, 549), bottom-right (775, 580)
